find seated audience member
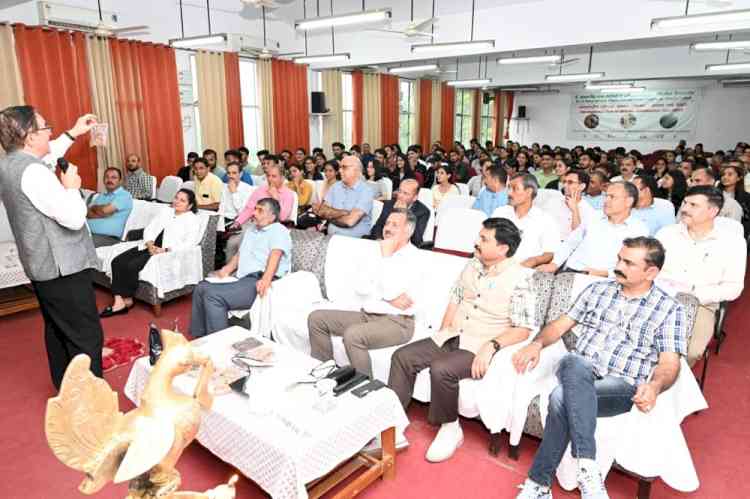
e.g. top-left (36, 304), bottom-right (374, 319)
top-left (360, 142), bottom-right (374, 168)
top-left (365, 160), bottom-right (388, 201)
top-left (251, 149), bottom-right (268, 176)
top-left (293, 147), bottom-right (306, 167)
top-left (539, 182), bottom-right (648, 277)
top-left (472, 163), bottom-right (508, 217)
top-left (369, 179), bottom-right (429, 246)
top-left (653, 156), bottom-right (669, 181)
top-left (632, 175), bottom-right (676, 235)
top-left (204, 149), bottom-right (225, 179)
top-left (559, 169), bottom-right (597, 238)
top-left (577, 151), bottom-right (596, 173)
top-left (679, 159), bottom-right (695, 181)
top-left (87, 167), bottom-right (133, 247)
top-left (533, 151), bottom-right (557, 188)
top-left (222, 149), bottom-right (253, 185)
top-left (192, 157), bottom-right (223, 210)
top-left (191, 198), bottom-right (291, 338)
top-left (431, 164), bottom-right (461, 210)
top-left (719, 164), bottom-right (750, 236)
top-left (690, 166), bottom-right (743, 222)
top-left (319, 159), bottom-right (340, 201)
top-left (611, 155), bottom-right (637, 183)
top-left (123, 153), bottom-right (154, 200)
top-left (238, 146), bottom-right (250, 171)
top-left (100, 189), bottom-right (202, 317)
top-left (492, 174), bottom-right (560, 268)
top-left (656, 186), bottom-right (746, 366)
top-left (659, 169), bottom-right (688, 213)
top-left (177, 152), bottom-right (198, 182)
top-left (449, 149), bottom-right (472, 184)
top-left (514, 237), bottom-right (687, 499)
top-left (309, 209), bottom-right (422, 377)
top-left (388, 154), bottom-right (416, 193)
top-left (389, 218), bottom-right (537, 463)
top-left (332, 142), bottom-right (346, 161)
top-left (312, 155), bottom-right (373, 238)
top-left (545, 159), bottom-right (570, 191)
top-left (219, 162), bottom-right (254, 223)
top-left (226, 162), bottom-right (294, 259)
top-left (303, 155), bottom-right (323, 180)
top-left (585, 171), bottom-right (607, 210)
top-left (467, 162), bottom-right (487, 197)
top-left (287, 163), bottom-right (313, 213)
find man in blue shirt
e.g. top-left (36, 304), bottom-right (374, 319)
top-left (472, 162), bottom-right (508, 217)
top-left (314, 155), bottom-right (373, 237)
top-left (221, 149), bottom-right (254, 185)
top-left (87, 167), bottom-right (133, 247)
top-left (190, 197), bottom-right (292, 337)
top-left (633, 175), bottom-right (676, 235)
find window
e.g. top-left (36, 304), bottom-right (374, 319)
top-left (184, 54), bottom-right (201, 152)
top-left (479, 92), bottom-right (496, 146)
top-left (342, 72), bottom-right (353, 147)
top-left (454, 89), bottom-right (474, 146)
top-left (239, 59), bottom-right (263, 155)
top-left (399, 79), bottom-right (416, 149)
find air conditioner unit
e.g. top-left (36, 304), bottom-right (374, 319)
top-left (37, 1), bottom-right (118, 32)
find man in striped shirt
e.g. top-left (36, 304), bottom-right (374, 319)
top-left (513, 237), bottom-right (687, 499)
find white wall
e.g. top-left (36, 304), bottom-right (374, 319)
top-left (508, 81), bottom-right (750, 151)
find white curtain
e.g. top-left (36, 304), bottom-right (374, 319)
top-left (321, 69), bottom-right (343, 156)
top-left (0, 24), bottom-right (25, 155)
top-left (256, 59), bottom-right (275, 152)
top-left (362, 73), bottom-right (381, 147)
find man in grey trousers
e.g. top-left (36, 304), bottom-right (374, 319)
top-left (190, 198), bottom-right (292, 337)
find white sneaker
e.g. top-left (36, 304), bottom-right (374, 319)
top-left (576, 460), bottom-right (609, 499)
top-left (425, 421), bottom-right (463, 463)
top-left (516, 478), bottom-right (552, 499)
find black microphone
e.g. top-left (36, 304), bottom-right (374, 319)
top-left (57, 157), bottom-right (69, 174)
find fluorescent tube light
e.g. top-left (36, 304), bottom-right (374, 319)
top-left (722, 78), bottom-right (750, 87)
top-left (651, 8), bottom-right (750, 30)
top-left (389, 64), bottom-right (438, 74)
top-left (706, 61), bottom-right (750, 72)
top-left (169, 34), bottom-right (227, 48)
top-left (691, 40), bottom-right (750, 51)
top-left (497, 55), bottom-right (561, 65)
top-left (546, 72), bottom-right (604, 82)
top-left (585, 82), bottom-right (634, 90)
top-left (295, 8), bottom-right (391, 31)
top-left (447, 79), bottom-right (492, 87)
top-left (502, 87), bottom-right (541, 92)
top-left (601, 86), bottom-right (645, 93)
top-left (293, 53), bottom-right (351, 64)
top-left (412, 40), bottom-right (495, 55)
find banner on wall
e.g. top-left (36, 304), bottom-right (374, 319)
top-left (567, 88), bottom-right (701, 142)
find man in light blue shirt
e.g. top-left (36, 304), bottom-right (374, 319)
top-left (472, 162), bottom-right (508, 217)
top-left (314, 155), bottom-right (373, 237)
top-left (632, 175), bottom-right (676, 235)
top-left (539, 182), bottom-right (648, 277)
top-left (87, 167), bottom-right (133, 247)
top-left (190, 197), bottom-right (292, 337)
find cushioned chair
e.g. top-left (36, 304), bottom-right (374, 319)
top-left (455, 182), bottom-right (470, 195)
top-left (434, 208), bottom-right (486, 254)
top-left (157, 176), bottom-right (183, 203)
top-left (181, 181), bottom-right (195, 192)
top-left (435, 195), bottom-right (477, 226)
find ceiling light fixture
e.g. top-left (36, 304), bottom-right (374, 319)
top-left (691, 40), bottom-right (750, 51)
top-left (447, 78), bottom-right (492, 87)
top-left (722, 78), bottom-right (750, 87)
top-left (601, 86), bottom-right (646, 93)
top-left (389, 64), bottom-right (439, 74)
top-left (293, 53), bottom-right (351, 64)
top-left (651, 8), bottom-right (750, 31)
top-left (411, 39), bottom-right (494, 55)
top-left (169, 33), bottom-right (227, 48)
top-left (585, 82), bottom-right (634, 90)
top-left (497, 55), bottom-right (561, 65)
top-left (546, 72), bottom-right (604, 82)
top-left (706, 61), bottom-right (750, 71)
top-left (295, 8), bottom-right (391, 31)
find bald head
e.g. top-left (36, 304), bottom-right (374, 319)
top-left (340, 155), bottom-right (363, 186)
top-left (397, 178), bottom-right (419, 206)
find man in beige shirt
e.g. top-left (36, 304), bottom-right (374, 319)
top-left (192, 157), bottom-right (223, 210)
top-left (388, 218), bottom-right (537, 463)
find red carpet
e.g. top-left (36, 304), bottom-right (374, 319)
top-left (1, 275), bottom-right (748, 499)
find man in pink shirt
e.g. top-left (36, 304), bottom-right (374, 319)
top-left (226, 161), bottom-right (294, 260)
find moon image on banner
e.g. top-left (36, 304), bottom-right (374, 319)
top-left (660, 113), bottom-right (679, 129)
top-left (620, 113), bottom-right (637, 129)
top-left (584, 114), bottom-right (599, 129)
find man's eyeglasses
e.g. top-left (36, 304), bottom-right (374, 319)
top-left (33, 125), bottom-right (53, 134)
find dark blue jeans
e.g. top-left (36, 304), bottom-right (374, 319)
top-left (528, 353), bottom-right (636, 487)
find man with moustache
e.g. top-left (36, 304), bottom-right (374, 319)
top-left (514, 237), bottom-right (687, 499)
top-left (86, 167), bottom-right (133, 247)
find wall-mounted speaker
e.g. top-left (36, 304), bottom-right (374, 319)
top-left (518, 105), bottom-right (527, 119)
top-left (311, 91), bottom-right (327, 114)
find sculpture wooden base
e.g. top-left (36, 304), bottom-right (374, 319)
top-left (306, 427), bottom-right (397, 499)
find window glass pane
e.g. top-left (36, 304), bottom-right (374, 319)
top-left (239, 60), bottom-right (257, 107)
top-left (342, 73), bottom-right (353, 111)
top-left (343, 111), bottom-right (353, 147)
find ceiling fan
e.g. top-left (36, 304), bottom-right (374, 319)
top-left (93, 0), bottom-right (149, 36)
top-left (240, 5), bottom-right (302, 59)
top-left (368, 0), bottom-right (438, 38)
top-left (547, 51), bottom-right (580, 68)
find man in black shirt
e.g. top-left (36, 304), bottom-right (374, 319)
top-left (369, 179), bottom-right (430, 246)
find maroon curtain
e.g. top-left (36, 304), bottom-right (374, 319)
top-left (352, 70), bottom-right (363, 146)
top-left (380, 74), bottom-right (399, 146)
top-left (418, 79), bottom-right (432, 152)
top-left (271, 59), bottom-right (310, 153)
top-left (440, 83), bottom-right (455, 148)
top-left (224, 52), bottom-right (244, 149)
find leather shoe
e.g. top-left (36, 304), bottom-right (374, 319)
top-left (425, 421), bottom-right (463, 463)
top-left (100, 305), bottom-right (130, 318)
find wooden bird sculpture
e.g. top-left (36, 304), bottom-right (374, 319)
top-left (45, 329), bottom-right (237, 499)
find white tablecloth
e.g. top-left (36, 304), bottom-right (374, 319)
top-left (0, 242), bottom-right (29, 289)
top-left (124, 326), bottom-right (409, 499)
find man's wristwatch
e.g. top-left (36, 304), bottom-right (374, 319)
top-left (490, 339), bottom-right (502, 353)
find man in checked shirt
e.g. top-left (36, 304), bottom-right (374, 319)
top-left (513, 237), bottom-right (687, 499)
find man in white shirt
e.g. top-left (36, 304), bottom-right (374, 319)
top-left (308, 208), bottom-right (423, 377)
top-left (0, 106), bottom-right (102, 389)
top-left (539, 182), bottom-right (648, 277)
top-left (493, 173), bottom-right (560, 268)
top-left (656, 185), bottom-right (746, 366)
top-left (632, 175), bottom-right (676, 235)
top-left (690, 166), bottom-right (743, 222)
top-left (610, 155), bottom-right (636, 183)
top-left (218, 162), bottom-right (253, 222)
